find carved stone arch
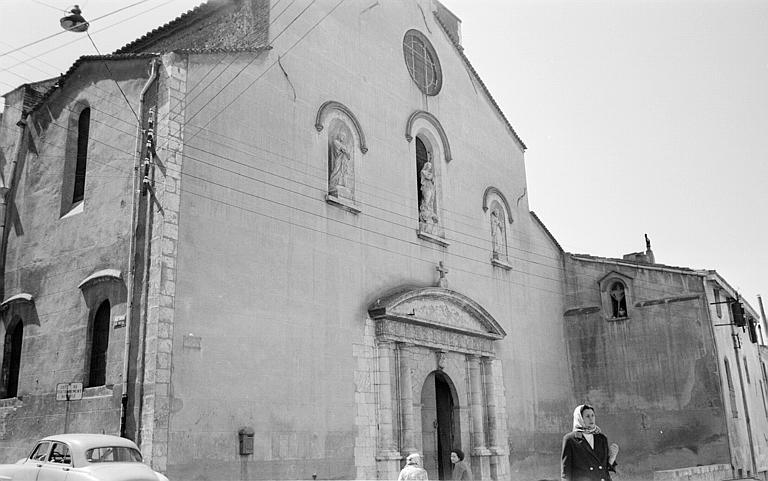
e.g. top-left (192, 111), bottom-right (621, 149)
top-left (364, 285), bottom-right (509, 480)
top-left (482, 186), bottom-right (513, 223)
top-left (314, 100), bottom-right (368, 154)
top-left (405, 111), bottom-right (452, 162)
top-left (368, 286), bottom-right (506, 347)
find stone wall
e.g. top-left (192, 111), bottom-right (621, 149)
top-left (654, 464), bottom-right (733, 481)
top-left (160, 0), bottom-right (568, 478)
top-left (563, 256), bottom-right (730, 479)
top-left (0, 59), bottom-right (150, 461)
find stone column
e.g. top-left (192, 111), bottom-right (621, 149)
top-left (468, 355), bottom-right (491, 480)
top-left (483, 357), bottom-right (507, 481)
top-left (399, 343), bottom-right (418, 455)
top-left (376, 341), bottom-right (401, 480)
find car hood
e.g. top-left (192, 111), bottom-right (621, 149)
top-left (82, 463), bottom-right (162, 481)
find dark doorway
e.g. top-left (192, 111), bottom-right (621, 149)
top-left (2, 320), bottom-right (23, 398)
top-left (421, 371), bottom-right (459, 480)
top-left (88, 301), bottom-right (110, 387)
top-left (435, 373), bottom-right (454, 479)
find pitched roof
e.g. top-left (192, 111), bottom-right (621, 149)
top-left (114, 0), bottom-right (269, 55)
top-left (113, 1), bottom-right (214, 54)
top-left (28, 54), bottom-right (157, 115)
top-left (433, 10), bottom-right (527, 151)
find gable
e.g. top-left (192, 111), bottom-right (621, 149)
top-left (115, 0), bottom-right (270, 54)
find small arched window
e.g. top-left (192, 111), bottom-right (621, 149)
top-left (1, 319), bottom-right (23, 398)
top-left (88, 301), bottom-right (110, 387)
top-left (73, 108), bottom-right (90, 204)
top-left (609, 281), bottom-right (628, 319)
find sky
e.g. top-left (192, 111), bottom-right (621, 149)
top-left (0, 0), bottom-right (766, 311)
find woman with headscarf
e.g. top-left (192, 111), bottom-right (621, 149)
top-left (561, 404), bottom-right (618, 481)
top-left (398, 452), bottom-right (428, 480)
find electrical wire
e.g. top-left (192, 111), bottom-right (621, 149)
top-left (0, 0), bottom-right (155, 59)
top-left (0, 0), bottom-right (178, 75)
top-left (0, 2), bottom-right (733, 301)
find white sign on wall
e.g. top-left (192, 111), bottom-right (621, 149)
top-left (56, 382), bottom-right (83, 401)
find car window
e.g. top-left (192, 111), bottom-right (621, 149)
top-left (49, 443), bottom-right (71, 465)
top-left (85, 446), bottom-right (142, 463)
top-left (29, 442), bottom-right (51, 462)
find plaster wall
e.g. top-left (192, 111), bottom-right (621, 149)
top-left (563, 257), bottom-right (729, 480)
top-left (704, 280), bottom-right (768, 477)
top-left (0, 60), bottom-right (148, 461)
top-left (162, 0), bottom-right (569, 479)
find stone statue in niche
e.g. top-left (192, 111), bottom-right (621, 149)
top-left (328, 122), bottom-right (353, 199)
top-left (610, 282), bottom-right (627, 318)
top-left (490, 207), bottom-right (506, 259)
top-left (419, 159), bottom-right (438, 233)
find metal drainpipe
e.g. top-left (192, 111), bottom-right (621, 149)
top-left (0, 113), bottom-right (30, 301)
top-left (120, 58), bottom-right (158, 438)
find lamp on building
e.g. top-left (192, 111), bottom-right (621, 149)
top-left (60, 5), bottom-right (89, 33)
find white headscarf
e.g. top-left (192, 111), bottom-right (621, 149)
top-left (572, 404), bottom-right (601, 435)
top-left (406, 453), bottom-right (423, 466)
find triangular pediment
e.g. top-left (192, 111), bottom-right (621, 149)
top-left (598, 270), bottom-right (633, 286)
top-left (368, 286), bottom-right (505, 340)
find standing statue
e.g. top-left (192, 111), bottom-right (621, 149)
top-left (419, 161), bottom-right (438, 233)
top-left (328, 130), bottom-right (351, 197)
top-left (490, 208), bottom-right (505, 258)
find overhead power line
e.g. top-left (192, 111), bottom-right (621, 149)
top-left (0, 0), bottom-right (154, 60)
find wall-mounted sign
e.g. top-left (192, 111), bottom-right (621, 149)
top-left (56, 382), bottom-right (83, 401)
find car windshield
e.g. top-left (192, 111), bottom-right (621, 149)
top-left (85, 446), bottom-right (142, 463)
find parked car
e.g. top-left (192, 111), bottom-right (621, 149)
top-left (0, 433), bottom-right (169, 481)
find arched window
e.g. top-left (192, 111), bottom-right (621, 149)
top-left (609, 281), bottom-right (628, 319)
top-left (1, 319), bottom-right (23, 398)
top-left (724, 358), bottom-right (738, 418)
top-left (88, 301), bottom-right (110, 387)
top-left (73, 108), bottom-right (90, 204)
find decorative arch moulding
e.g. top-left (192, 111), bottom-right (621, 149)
top-left (0, 293), bottom-right (34, 311)
top-left (482, 186), bottom-right (513, 223)
top-left (367, 286), bottom-right (506, 340)
top-left (404, 110), bottom-right (452, 162)
top-left (78, 269), bottom-right (123, 290)
top-left (314, 100), bottom-right (368, 154)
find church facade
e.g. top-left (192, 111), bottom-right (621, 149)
top-left (0, 1), bottom-right (766, 480)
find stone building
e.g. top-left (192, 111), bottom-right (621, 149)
top-left (563, 244), bottom-right (768, 480)
top-left (0, 1), bottom-right (765, 480)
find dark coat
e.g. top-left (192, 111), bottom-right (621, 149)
top-left (452, 460), bottom-right (472, 481)
top-left (561, 431), bottom-right (615, 481)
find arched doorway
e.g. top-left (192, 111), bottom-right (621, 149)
top-left (420, 371), bottom-right (460, 480)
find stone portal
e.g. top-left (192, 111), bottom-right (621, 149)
top-left (360, 286), bottom-right (510, 481)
